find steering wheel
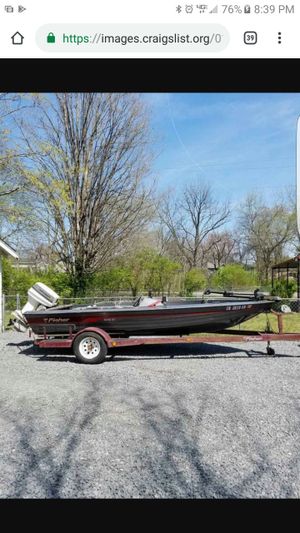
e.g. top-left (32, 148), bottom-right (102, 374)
top-left (133, 295), bottom-right (143, 307)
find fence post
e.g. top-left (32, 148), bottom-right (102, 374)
top-left (2, 293), bottom-right (5, 333)
top-left (16, 293), bottom-right (20, 310)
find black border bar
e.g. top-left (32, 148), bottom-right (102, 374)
top-left (1, 58), bottom-right (299, 92)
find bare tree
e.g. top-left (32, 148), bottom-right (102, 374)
top-left (18, 93), bottom-right (155, 294)
top-left (203, 231), bottom-right (236, 269)
top-left (238, 193), bottom-right (296, 283)
top-left (160, 182), bottom-right (230, 270)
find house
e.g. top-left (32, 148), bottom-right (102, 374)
top-left (0, 239), bottom-right (19, 332)
top-left (11, 32), bottom-right (24, 45)
top-left (12, 255), bottom-right (65, 272)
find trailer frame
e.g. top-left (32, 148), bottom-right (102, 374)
top-left (30, 310), bottom-right (300, 362)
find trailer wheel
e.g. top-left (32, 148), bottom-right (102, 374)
top-left (73, 333), bottom-right (107, 364)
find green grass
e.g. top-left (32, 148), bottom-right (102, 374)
top-left (232, 313), bottom-right (300, 334)
top-left (190, 312), bottom-right (300, 337)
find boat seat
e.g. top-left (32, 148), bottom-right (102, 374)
top-left (147, 299), bottom-right (163, 307)
top-left (137, 296), bottom-right (163, 307)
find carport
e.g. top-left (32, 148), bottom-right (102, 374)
top-left (0, 239), bottom-right (19, 332)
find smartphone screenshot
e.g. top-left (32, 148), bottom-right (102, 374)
top-left (0, 0), bottom-right (300, 501)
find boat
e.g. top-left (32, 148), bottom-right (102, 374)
top-left (11, 283), bottom-right (278, 337)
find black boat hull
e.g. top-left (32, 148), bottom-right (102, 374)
top-left (24, 299), bottom-right (274, 337)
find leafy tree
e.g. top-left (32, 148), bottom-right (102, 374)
top-left (211, 264), bottom-right (258, 290)
top-left (145, 254), bottom-right (181, 295)
top-left (90, 267), bottom-right (131, 294)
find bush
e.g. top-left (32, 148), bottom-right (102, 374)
top-left (210, 264), bottom-right (258, 290)
top-left (184, 268), bottom-right (207, 296)
top-left (271, 278), bottom-right (296, 298)
top-left (2, 259), bottom-right (73, 297)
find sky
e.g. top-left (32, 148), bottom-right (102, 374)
top-left (142, 92), bottom-right (300, 210)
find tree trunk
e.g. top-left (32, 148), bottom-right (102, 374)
top-left (71, 260), bottom-right (87, 297)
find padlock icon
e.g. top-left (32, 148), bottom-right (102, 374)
top-left (47, 32), bottom-right (55, 44)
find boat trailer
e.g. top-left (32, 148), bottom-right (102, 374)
top-left (29, 310), bottom-right (300, 363)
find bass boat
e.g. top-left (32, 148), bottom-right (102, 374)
top-left (11, 283), bottom-right (277, 337)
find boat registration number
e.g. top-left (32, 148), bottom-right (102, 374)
top-left (226, 305), bottom-right (252, 311)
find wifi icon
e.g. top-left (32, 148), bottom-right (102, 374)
top-left (210, 5), bottom-right (218, 13)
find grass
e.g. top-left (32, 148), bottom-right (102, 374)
top-left (191, 313), bottom-right (300, 337)
top-left (232, 312), bottom-right (300, 334)
top-left (192, 312), bottom-right (300, 337)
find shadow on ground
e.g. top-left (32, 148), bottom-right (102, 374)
top-left (8, 339), bottom-right (300, 363)
top-left (1, 373), bottom-right (110, 497)
top-left (118, 387), bottom-right (300, 497)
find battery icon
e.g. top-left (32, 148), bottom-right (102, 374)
top-left (244, 5), bottom-right (251, 13)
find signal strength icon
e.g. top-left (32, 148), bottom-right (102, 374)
top-left (209, 5), bottom-right (218, 13)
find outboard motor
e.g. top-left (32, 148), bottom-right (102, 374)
top-left (11, 282), bottom-right (60, 332)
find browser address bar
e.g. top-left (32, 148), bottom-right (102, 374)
top-left (36, 24), bottom-right (230, 52)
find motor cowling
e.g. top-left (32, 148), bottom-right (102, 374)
top-left (11, 282), bottom-right (60, 332)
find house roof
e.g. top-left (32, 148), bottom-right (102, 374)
top-left (0, 239), bottom-right (19, 259)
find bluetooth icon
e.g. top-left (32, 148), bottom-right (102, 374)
top-left (176, 5), bottom-right (182, 13)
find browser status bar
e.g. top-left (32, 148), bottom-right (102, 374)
top-left (0, 0), bottom-right (298, 57)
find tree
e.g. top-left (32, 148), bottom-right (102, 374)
top-left (160, 181), bottom-right (230, 270)
top-left (203, 231), bottom-right (236, 269)
top-left (145, 254), bottom-right (181, 295)
top-left (119, 249), bottom-right (154, 297)
top-left (0, 93), bottom-right (38, 246)
top-left (238, 193), bottom-right (296, 283)
top-left (211, 264), bottom-right (258, 290)
top-left (19, 93), bottom-right (155, 295)
top-left (184, 268), bottom-right (207, 296)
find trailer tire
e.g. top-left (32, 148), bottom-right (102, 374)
top-left (73, 332), bottom-right (107, 364)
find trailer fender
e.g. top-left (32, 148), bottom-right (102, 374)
top-left (72, 327), bottom-right (113, 348)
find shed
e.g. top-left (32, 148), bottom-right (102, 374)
top-left (0, 239), bottom-right (19, 331)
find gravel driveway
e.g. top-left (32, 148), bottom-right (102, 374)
top-left (1, 330), bottom-right (300, 498)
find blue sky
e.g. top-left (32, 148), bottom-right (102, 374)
top-left (143, 93), bottom-right (300, 208)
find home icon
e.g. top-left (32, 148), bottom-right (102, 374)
top-left (11, 32), bottom-right (24, 45)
